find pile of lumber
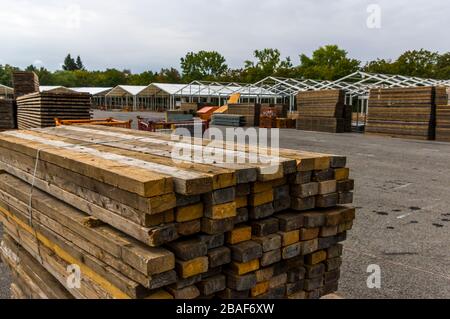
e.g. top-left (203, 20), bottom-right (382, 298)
top-left (227, 103), bottom-right (261, 127)
top-left (211, 114), bottom-right (246, 127)
top-left (259, 105), bottom-right (280, 129)
top-left (261, 104), bottom-right (288, 118)
top-left (366, 86), bottom-right (448, 140)
top-left (12, 72), bottom-right (39, 98)
top-left (179, 103), bottom-right (198, 112)
top-left (165, 111), bottom-right (194, 122)
top-left (259, 116), bottom-right (276, 129)
top-left (16, 92), bottom-right (92, 129)
top-left (0, 125), bottom-right (355, 299)
top-left (436, 88), bottom-right (450, 142)
top-left (275, 118), bottom-right (295, 129)
top-left (0, 99), bottom-right (16, 131)
top-left (293, 90), bottom-right (351, 133)
top-left (197, 107), bottom-right (219, 121)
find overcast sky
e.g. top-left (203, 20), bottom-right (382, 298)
top-left (1, 0), bottom-right (449, 72)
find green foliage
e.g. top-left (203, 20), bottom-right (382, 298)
top-left (181, 51), bottom-right (228, 82)
top-left (62, 54), bottom-right (78, 71)
top-left (155, 68), bottom-right (182, 83)
top-left (76, 56), bottom-right (85, 71)
top-left (363, 59), bottom-right (398, 74)
top-left (435, 53), bottom-right (450, 80)
top-left (1, 47), bottom-right (449, 88)
top-left (298, 45), bottom-right (361, 80)
top-left (0, 64), bottom-right (20, 87)
top-left (395, 49), bottom-right (439, 78)
top-left (242, 49), bottom-right (293, 82)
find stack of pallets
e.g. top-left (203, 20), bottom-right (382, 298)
top-left (16, 92), bottom-right (92, 129)
top-left (211, 114), bottom-right (246, 127)
top-left (293, 90), bottom-right (351, 133)
top-left (12, 72), bottom-right (40, 98)
top-left (436, 88), bottom-right (450, 142)
top-left (366, 86), bottom-right (448, 140)
top-left (0, 125), bottom-right (355, 299)
top-left (259, 106), bottom-right (278, 129)
top-left (227, 104), bottom-right (261, 127)
top-left (0, 99), bottom-right (16, 131)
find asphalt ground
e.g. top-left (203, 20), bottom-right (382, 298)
top-left (0, 110), bottom-right (449, 299)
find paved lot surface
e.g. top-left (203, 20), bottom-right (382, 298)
top-left (1, 111), bottom-right (449, 299)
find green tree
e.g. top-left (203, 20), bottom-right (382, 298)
top-left (435, 52), bottom-right (450, 79)
top-left (76, 56), bottom-right (85, 70)
top-left (127, 71), bottom-right (157, 85)
top-left (394, 49), bottom-right (439, 78)
top-left (363, 59), bottom-right (398, 74)
top-left (243, 49), bottom-right (293, 82)
top-left (62, 54), bottom-right (78, 71)
top-left (298, 45), bottom-right (360, 80)
top-left (0, 64), bottom-right (20, 86)
top-left (155, 68), bottom-right (182, 83)
top-left (181, 51), bottom-right (228, 82)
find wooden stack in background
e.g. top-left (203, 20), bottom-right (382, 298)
top-left (0, 99), bottom-right (16, 131)
top-left (293, 90), bottom-right (351, 133)
top-left (435, 88), bottom-right (450, 142)
top-left (211, 114), bottom-right (246, 127)
top-left (366, 86), bottom-right (447, 141)
top-left (227, 103), bottom-right (261, 127)
top-left (16, 92), bottom-right (92, 129)
top-left (0, 125), bottom-right (355, 299)
top-left (259, 106), bottom-right (278, 129)
top-left (12, 72), bottom-right (40, 98)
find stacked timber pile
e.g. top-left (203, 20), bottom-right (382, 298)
top-left (436, 88), bottom-right (450, 142)
top-left (227, 103), bottom-right (261, 127)
top-left (366, 86), bottom-right (447, 140)
top-left (211, 114), bottom-right (246, 127)
top-left (261, 104), bottom-right (288, 118)
top-left (12, 72), bottom-right (40, 98)
top-left (16, 91), bottom-right (92, 129)
top-left (0, 99), bottom-right (16, 131)
top-left (0, 125), bottom-right (355, 299)
top-left (293, 90), bottom-right (351, 133)
top-left (259, 106), bottom-right (278, 129)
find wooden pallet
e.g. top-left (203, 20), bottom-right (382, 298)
top-left (294, 90), bottom-right (351, 133)
top-left (227, 103), bottom-right (261, 127)
top-left (211, 114), bottom-right (246, 127)
top-left (0, 100), bottom-right (16, 130)
top-left (366, 86), bottom-right (448, 141)
top-left (12, 72), bottom-right (39, 98)
top-left (0, 125), bottom-right (355, 299)
top-left (16, 91), bottom-right (92, 129)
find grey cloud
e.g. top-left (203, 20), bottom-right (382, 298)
top-left (0, 0), bottom-right (449, 72)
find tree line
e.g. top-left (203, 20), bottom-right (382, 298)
top-left (1, 45), bottom-right (449, 88)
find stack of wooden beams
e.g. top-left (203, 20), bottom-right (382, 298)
top-left (16, 92), bottom-right (92, 129)
top-left (227, 103), bottom-right (261, 127)
top-left (211, 114), bottom-right (246, 127)
top-left (261, 104), bottom-right (288, 118)
top-left (12, 72), bottom-right (40, 98)
top-left (366, 86), bottom-right (448, 140)
top-left (259, 106), bottom-right (278, 129)
top-left (293, 90), bottom-right (351, 133)
top-left (275, 118), bottom-right (295, 129)
top-left (0, 125), bottom-right (355, 299)
top-left (435, 88), bottom-right (450, 142)
top-left (0, 99), bottom-right (16, 131)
